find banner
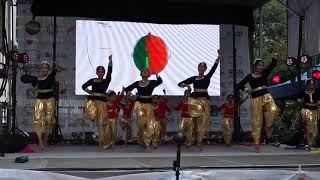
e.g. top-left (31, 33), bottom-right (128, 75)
top-left (15, 3), bottom-right (251, 139)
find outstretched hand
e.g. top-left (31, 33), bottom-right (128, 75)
top-left (108, 55), bottom-right (112, 65)
top-left (215, 49), bottom-right (221, 64)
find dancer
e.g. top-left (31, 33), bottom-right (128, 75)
top-left (106, 90), bottom-right (123, 148)
top-left (153, 91), bottom-right (171, 143)
top-left (217, 94), bottom-right (248, 146)
top-left (237, 52), bottom-right (279, 153)
top-left (21, 61), bottom-right (57, 150)
top-left (151, 95), bottom-right (164, 148)
top-left (120, 93), bottom-right (135, 144)
top-left (299, 79), bottom-right (319, 151)
top-left (82, 55), bottom-right (112, 149)
top-left (174, 89), bottom-right (195, 147)
top-left (178, 50), bottom-right (220, 150)
top-left (124, 68), bottom-right (162, 152)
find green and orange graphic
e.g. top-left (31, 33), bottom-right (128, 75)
top-left (133, 33), bottom-right (168, 74)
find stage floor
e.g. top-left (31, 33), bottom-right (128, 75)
top-left (1, 144), bottom-right (320, 178)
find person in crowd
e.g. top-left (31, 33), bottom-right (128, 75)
top-left (236, 52), bottom-right (279, 153)
top-left (82, 55), bottom-right (112, 149)
top-left (299, 79), bottom-right (319, 151)
top-left (217, 94), bottom-right (248, 146)
top-left (178, 50), bottom-right (220, 151)
top-left (21, 61), bottom-right (57, 150)
top-left (124, 68), bottom-right (162, 152)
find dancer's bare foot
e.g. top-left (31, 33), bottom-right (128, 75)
top-left (307, 145), bottom-right (312, 152)
top-left (145, 146), bottom-right (152, 153)
top-left (254, 145), bottom-right (260, 153)
top-left (197, 144), bottom-right (203, 152)
top-left (38, 142), bottom-right (45, 151)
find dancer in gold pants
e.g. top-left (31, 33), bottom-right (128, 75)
top-left (300, 79), bottom-right (319, 151)
top-left (153, 94), bottom-right (170, 144)
top-left (21, 61), bottom-right (56, 150)
top-left (217, 94), bottom-right (248, 146)
top-left (120, 94), bottom-right (135, 144)
top-left (174, 90), bottom-right (195, 147)
top-left (237, 52), bottom-right (279, 153)
top-left (106, 91), bottom-right (123, 147)
top-left (124, 68), bottom-right (162, 152)
top-left (82, 55), bottom-right (113, 149)
top-left (178, 50), bottom-right (220, 151)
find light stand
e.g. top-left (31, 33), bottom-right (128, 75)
top-left (173, 132), bottom-right (184, 180)
top-left (8, 0), bottom-right (26, 137)
top-left (49, 15), bottom-right (63, 144)
top-left (232, 24), bottom-right (241, 143)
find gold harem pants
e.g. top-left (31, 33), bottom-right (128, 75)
top-left (188, 97), bottom-right (210, 145)
top-left (33, 98), bottom-right (56, 138)
top-left (121, 118), bottom-right (132, 143)
top-left (179, 117), bottom-right (195, 146)
top-left (134, 102), bottom-right (160, 147)
top-left (222, 117), bottom-right (234, 144)
top-left (301, 108), bottom-right (318, 147)
top-left (250, 94), bottom-right (278, 145)
top-left (83, 99), bottom-right (110, 148)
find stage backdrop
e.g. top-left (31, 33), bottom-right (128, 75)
top-left (15, 2), bottom-right (251, 140)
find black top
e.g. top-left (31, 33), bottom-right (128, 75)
top-left (20, 70), bottom-right (56, 99)
top-left (124, 77), bottom-right (163, 104)
top-left (237, 58), bottom-right (277, 98)
top-left (301, 90), bottom-right (319, 110)
top-left (82, 65), bottom-right (112, 101)
top-left (178, 62), bottom-right (218, 99)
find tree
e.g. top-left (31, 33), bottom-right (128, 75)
top-left (253, 0), bottom-right (289, 80)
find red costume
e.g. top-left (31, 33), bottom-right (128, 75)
top-left (217, 100), bottom-right (245, 118)
top-left (120, 100), bottom-right (134, 119)
top-left (174, 101), bottom-right (190, 118)
top-left (154, 100), bottom-right (170, 120)
top-left (106, 96), bottom-right (122, 119)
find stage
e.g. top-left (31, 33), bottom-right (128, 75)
top-left (1, 144), bottom-right (320, 178)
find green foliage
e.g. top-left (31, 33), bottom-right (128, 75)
top-left (253, 0), bottom-right (288, 75)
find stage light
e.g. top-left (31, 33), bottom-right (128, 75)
top-left (5, 50), bottom-right (19, 61)
top-left (5, 51), bottom-right (29, 63)
top-left (20, 53), bottom-right (29, 63)
top-left (300, 55), bottom-right (311, 64)
top-left (286, 57), bottom-right (296, 66)
top-left (272, 74), bottom-right (280, 84)
top-left (312, 70), bottom-right (320, 80)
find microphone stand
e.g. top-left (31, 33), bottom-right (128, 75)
top-left (173, 133), bottom-right (184, 180)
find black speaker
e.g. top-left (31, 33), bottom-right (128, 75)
top-left (0, 134), bottom-right (28, 153)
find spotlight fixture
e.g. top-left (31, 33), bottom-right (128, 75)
top-left (300, 54), bottom-right (311, 64)
top-left (286, 57), bottom-right (296, 66)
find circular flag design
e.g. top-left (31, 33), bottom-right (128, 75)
top-left (133, 33), bottom-right (168, 74)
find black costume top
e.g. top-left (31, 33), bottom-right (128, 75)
top-left (124, 77), bottom-right (162, 104)
top-left (237, 58), bottom-right (277, 98)
top-left (21, 70), bottom-right (56, 99)
top-left (301, 90), bottom-right (319, 110)
top-left (178, 62), bottom-right (218, 99)
top-left (82, 65), bottom-right (112, 102)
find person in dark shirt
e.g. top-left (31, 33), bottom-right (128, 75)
top-left (21, 61), bottom-right (56, 150)
top-left (124, 68), bottom-right (162, 152)
top-left (237, 52), bottom-right (279, 153)
top-left (299, 79), bottom-right (319, 151)
top-left (174, 89), bottom-right (195, 147)
top-left (178, 49), bottom-right (220, 151)
top-left (82, 55), bottom-right (112, 149)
